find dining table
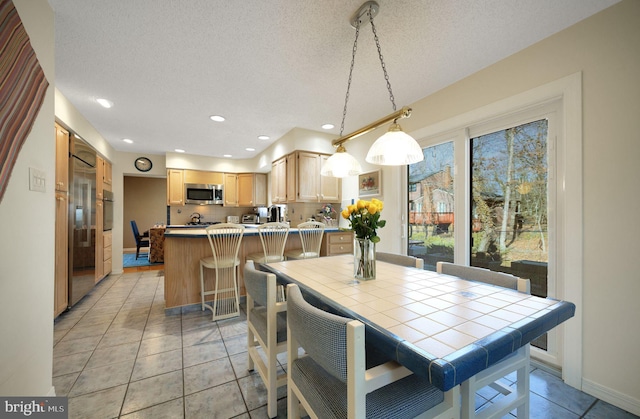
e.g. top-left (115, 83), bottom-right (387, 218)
top-left (261, 254), bottom-right (576, 393)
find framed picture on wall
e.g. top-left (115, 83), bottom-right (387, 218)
top-left (358, 170), bottom-right (382, 198)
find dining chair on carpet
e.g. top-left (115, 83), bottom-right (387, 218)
top-left (284, 221), bottom-right (325, 260)
top-left (200, 223), bottom-right (245, 321)
top-left (244, 261), bottom-right (288, 418)
top-left (437, 261), bottom-right (531, 419)
top-left (286, 283), bottom-right (459, 419)
top-left (246, 222), bottom-right (290, 263)
top-left (376, 252), bottom-right (424, 269)
top-left (130, 220), bottom-right (150, 260)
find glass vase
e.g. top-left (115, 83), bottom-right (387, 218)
top-left (354, 238), bottom-right (376, 280)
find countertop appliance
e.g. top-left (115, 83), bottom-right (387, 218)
top-left (268, 205), bottom-right (281, 222)
top-left (226, 215), bottom-right (239, 224)
top-left (184, 183), bottom-right (223, 205)
top-left (241, 214), bottom-right (259, 224)
top-left (69, 136), bottom-right (97, 307)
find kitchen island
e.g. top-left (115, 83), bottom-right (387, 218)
top-left (163, 226), bottom-right (342, 308)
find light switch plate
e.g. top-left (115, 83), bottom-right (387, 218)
top-left (29, 167), bottom-right (46, 192)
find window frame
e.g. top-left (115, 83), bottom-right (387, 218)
top-left (405, 72), bottom-right (583, 388)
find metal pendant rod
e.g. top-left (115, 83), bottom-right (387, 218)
top-left (331, 106), bottom-right (412, 147)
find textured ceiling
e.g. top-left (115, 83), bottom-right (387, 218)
top-left (50, 0), bottom-right (619, 159)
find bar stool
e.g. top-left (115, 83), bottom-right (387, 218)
top-left (246, 222), bottom-right (290, 263)
top-left (200, 223), bottom-right (245, 321)
top-left (284, 221), bottom-right (325, 260)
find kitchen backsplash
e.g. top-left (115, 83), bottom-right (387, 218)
top-left (168, 202), bottom-right (344, 227)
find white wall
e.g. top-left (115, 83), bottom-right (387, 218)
top-left (346, 1), bottom-right (640, 413)
top-left (0, 0), bottom-right (55, 396)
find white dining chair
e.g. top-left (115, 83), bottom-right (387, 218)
top-left (286, 283), bottom-right (459, 419)
top-left (244, 261), bottom-right (287, 418)
top-left (376, 251), bottom-right (424, 269)
top-left (437, 261), bottom-right (531, 419)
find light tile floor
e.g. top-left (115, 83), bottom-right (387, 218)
top-left (53, 269), bottom-right (639, 419)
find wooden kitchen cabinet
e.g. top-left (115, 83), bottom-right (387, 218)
top-left (95, 199), bottom-right (104, 283)
top-left (271, 156), bottom-right (287, 203)
top-left (225, 173), bottom-right (266, 207)
top-left (320, 231), bottom-right (354, 256)
top-left (292, 151), bottom-right (341, 203)
top-left (54, 192), bottom-right (68, 317)
top-left (55, 124), bottom-right (69, 192)
top-left (224, 173), bottom-right (238, 206)
top-left (238, 173), bottom-right (267, 207)
top-left (96, 155), bottom-right (105, 201)
top-left (184, 170), bottom-right (224, 185)
top-left (166, 169), bottom-right (184, 205)
top-left (103, 159), bottom-right (112, 191)
top-left (103, 231), bottom-right (112, 277)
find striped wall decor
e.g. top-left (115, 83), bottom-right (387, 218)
top-left (0, 0), bottom-right (49, 203)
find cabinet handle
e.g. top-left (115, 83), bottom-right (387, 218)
top-left (339, 236), bottom-right (344, 241)
top-left (57, 196), bottom-right (64, 201)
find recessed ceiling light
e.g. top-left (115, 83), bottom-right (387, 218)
top-left (96, 98), bottom-right (113, 108)
top-left (245, 147), bottom-right (255, 152)
top-left (122, 138), bottom-right (133, 144)
top-left (223, 154), bottom-right (232, 158)
top-left (175, 149), bottom-right (185, 153)
top-left (321, 123), bottom-right (335, 130)
top-left (258, 135), bottom-right (270, 140)
top-left (210, 115), bottom-right (225, 122)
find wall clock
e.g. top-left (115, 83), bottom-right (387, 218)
top-left (134, 157), bottom-right (152, 172)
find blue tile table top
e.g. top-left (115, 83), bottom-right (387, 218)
top-left (262, 255), bottom-right (576, 391)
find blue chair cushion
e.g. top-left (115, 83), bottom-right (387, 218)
top-left (291, 355), bottom-right (444, 419)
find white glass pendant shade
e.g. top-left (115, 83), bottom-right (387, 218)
top-left (320, 145), bottom-right (363, 178)
top-left (365, 123), bottom-right (424, 165)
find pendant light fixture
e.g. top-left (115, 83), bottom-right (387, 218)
top-left (321, 1), bottom-right (424, 178)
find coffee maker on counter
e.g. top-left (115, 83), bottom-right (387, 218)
top-left (268, 205), bottom-right (287, 223)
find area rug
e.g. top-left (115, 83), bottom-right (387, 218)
top-left (123, 253), bottom-right (162, 268)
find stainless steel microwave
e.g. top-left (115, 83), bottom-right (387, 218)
top-left (184, 183), bottom-right (223, 205)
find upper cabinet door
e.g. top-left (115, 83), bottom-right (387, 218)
top-left (224, 173), bottom-right (238, 206)
top-left (237, 173), bottom-right (254, 207)
top-left (296, 151), bottom-right (320, 202)
top-left (167, 169), bottom-right (184, 205)
top-left (320, 154), bottom-right (340, 202)
top-left (55, 124), bottom-right (69, 192)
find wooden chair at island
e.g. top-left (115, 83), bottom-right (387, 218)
top-left (376, 251), bottom-right (424, 269)
top-left (284, 221), bottom-right (325, 260)
top-left (437, 261), bottom-right (531, 419)
top-left (286, 283), bottom-right (459, 419)
top-left (199, 223), bottom-right (245, 321)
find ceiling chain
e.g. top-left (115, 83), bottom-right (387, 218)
top-left (339, 4), bottom-right (399, 138)
top-left (339, 15), bottom-right (361, 137)
top-left (369, 7), bottom-right (397, 112)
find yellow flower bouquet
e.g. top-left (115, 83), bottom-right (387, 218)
top-left (341, 198), bottom-right (386, 279)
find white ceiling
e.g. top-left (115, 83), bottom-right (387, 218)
top-left (50, 0), bottom-right (619, 159)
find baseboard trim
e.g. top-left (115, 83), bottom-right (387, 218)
top-left (582, 378), bottom-right (640, 416)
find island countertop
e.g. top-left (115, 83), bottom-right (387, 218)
top-left (163, 225), bottom-right (343, 308)
top-left (164, 226), bottom-right (342, 238)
